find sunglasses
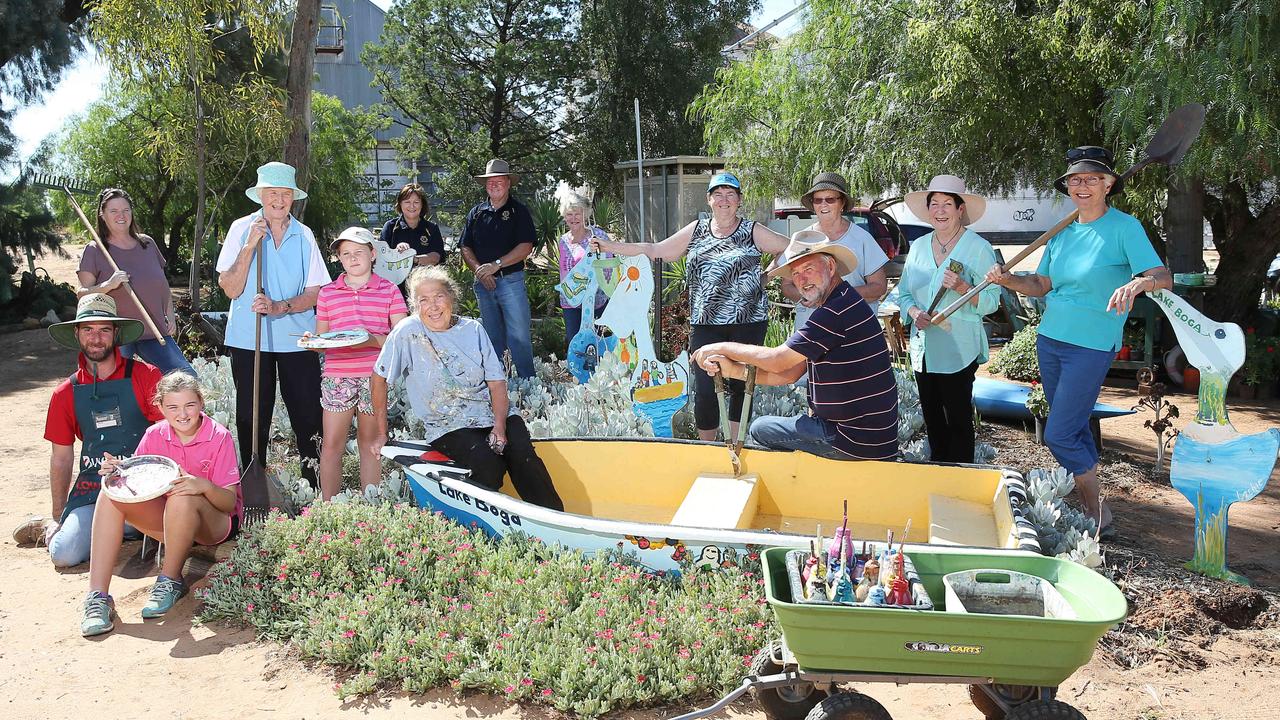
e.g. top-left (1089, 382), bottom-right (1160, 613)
top-left (1065, 146), bottom-right (1113, 164)
top-left (811, 196), bottom-right (844, 206)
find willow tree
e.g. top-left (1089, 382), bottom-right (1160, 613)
top-left (90, 1), bottom-right (290, 310)
top-left (693, 0), bottom-right (1280, 322)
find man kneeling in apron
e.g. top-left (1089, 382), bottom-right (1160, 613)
top-left (20, 294), bottom-right (165, 566)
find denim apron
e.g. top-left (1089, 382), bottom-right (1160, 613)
top-left (61, 359), bottom-right (151, 521)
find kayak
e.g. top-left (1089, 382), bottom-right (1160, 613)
top-left (973, 377), bottom-right (1133, 421)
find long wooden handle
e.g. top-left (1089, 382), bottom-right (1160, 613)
top-left (933, 209), bottom-right (1080, 322)
top-left (251, 241), bottom-right (264, 466)
top-left (63, 188), bottom-right (168, 345)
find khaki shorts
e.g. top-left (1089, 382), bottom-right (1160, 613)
top-left (320, 376), bottom-right (374, 414)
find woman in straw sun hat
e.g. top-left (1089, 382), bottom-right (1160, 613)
top-left (985, 147), bottom-right (1172, 538)
top-left (898, 174), bottom-right (1000, 464)
top-left (215, 162), bottom-right (330, 508)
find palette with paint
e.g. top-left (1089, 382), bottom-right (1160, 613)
top-left (102, 455), bottom-right (180, 503)
top-left (297, 329), bottom-right (370, 349)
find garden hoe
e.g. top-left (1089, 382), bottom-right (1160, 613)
top-left (933, 102), bottom-right (1207, 326)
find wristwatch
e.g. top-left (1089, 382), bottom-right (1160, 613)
top-left (494, 257), bottom-right (503, 269)
top-left (283, 300), bottom-right (293, 314)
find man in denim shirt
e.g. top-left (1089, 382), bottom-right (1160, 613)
top-left (459, 159), bottom-right (536, 378)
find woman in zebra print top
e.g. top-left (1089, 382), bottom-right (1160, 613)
top-left (593, 171), bottom-right (789, 441)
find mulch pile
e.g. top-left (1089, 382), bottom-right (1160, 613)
top-left (979, 419), bottom-right (1279, 674)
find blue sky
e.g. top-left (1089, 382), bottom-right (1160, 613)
top-left (7, 0), bottom-right (803, 170)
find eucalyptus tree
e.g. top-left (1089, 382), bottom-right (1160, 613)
top-left (90, 0), bottom-right (291, 309)
top-left (365, 0), bottom-right (580, 206)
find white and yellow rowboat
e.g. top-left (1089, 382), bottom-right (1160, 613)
top-left (381, 438), bottom-right (1041, 572)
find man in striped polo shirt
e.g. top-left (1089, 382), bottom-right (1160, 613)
top-left (692, 230), bottom-right (898, 460)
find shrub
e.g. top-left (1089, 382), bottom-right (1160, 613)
top-left (200, 502), bottom-right (774, 716)
top-left (989, 321), bottom-right (1040, 381)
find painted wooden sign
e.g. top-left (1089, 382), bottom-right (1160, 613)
top-left (1152, 289), bottom-right (1278, 584)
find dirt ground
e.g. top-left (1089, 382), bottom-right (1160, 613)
top-left (2, 246), bottom-right (1278, 720)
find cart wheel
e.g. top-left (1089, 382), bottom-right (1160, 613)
top-left (802, 691), bottom-right (892, 720)
top-left (968, 684), bottom-right (1055, 719)
top-left (1003, 700), bottom-right (1086, 720)
top-left (750, 641), bottom-right (828, 720)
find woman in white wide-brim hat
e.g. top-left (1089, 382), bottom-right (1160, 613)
top-left (898, 174), bottom-right (1000, 464)
top-left (214, 162), bottom-right (331, 516)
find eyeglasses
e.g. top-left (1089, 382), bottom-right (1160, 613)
top-left (811, 196), bottom-right (843, 206)
top-left (1066, 146), bottom-right (1113, 163)
top-left (1066, 176), bottom-right (1107, 187)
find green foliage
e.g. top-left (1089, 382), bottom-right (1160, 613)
top-left (1025, 383), bottom-right (1049, 419)
top-left (200, 502), bottom-right (774, 716)
top-left (573, 0), bottom-right (757, 196)
top-left (989, 322), bottom-right (1041, 382)
top-left (0, 1), bottom-right (88, 161)
top-left (0, 177), bottom-right (64, 270)
top-left (528, 196), bottom-right (564, 267)
top-left (365, 0), bottom-right (579, 204)
top-left (1240, 328), bottom-right (1279, 387)
top-left (300, 93), bottom-right (383, 241)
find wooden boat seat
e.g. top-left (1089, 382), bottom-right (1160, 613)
top-left (670, 473), bottom-right (760, 530)
top-left (927, 493), bottom-right (997, 547)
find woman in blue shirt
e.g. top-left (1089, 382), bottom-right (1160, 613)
top-left (987, 147), bottom-right (1172, 538)
top-left (899, 175), bottom-right (999, 464)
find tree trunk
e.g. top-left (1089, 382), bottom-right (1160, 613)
top-left (188, 55), bottom-right (208, 313)
top-left (283, 0), bottom-right (320, 220)
top-left (1204, 195), bottom-right (1280, 324)
top-left (1166, 174), bottom-right (1204, 274)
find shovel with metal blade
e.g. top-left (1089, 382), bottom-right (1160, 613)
top-left (932, 102), bottom-right (1207, 326)
top-left (918, 259), bottom-right (966, 333)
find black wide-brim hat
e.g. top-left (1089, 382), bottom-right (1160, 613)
top-left (1054, 146), bottom-right (1124, 196)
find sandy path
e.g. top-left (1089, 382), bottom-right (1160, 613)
top-left (2, 246), bottom-right (1277, 719)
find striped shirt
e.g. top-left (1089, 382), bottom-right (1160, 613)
top-left (787, 282), bottom-right (898, 459)
top-left (316, 272), bottom-right (409, 377)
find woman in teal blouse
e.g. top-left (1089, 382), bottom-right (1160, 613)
top-left (899, 175), bottom-right (999, 463)
top-left (987, 147), bottom-right (1172, 538)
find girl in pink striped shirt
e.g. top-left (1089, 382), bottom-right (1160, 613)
top-left (308, 227), bottom-right (408, 499)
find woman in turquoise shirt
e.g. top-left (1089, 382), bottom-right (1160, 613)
top-left (899, 175), bottom-right (999, 464)
top-left (987, 147), bottom-right (1172, 538)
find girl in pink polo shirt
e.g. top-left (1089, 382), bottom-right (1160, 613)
top-left (81, 372), bottom-right (241, 637)
top-left (309, 227), bottom-right (409, 500)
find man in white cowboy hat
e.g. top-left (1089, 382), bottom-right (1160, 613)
top-left (458, 158), bottom-right (537, 378)
top-left (13, 294), bottom-right (165, 565)
top-left (216, 162), bottom-right (330, 509)
top-left (692, 231), bottom-right (898, 461)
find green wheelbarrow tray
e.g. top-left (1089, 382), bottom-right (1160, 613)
top-left (762, 546), bottom-right (1128, 688)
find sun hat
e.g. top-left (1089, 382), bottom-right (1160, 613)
top-left (904, 175), bottom-right (988, 225)
top-left (329, 226), bottom-right (377, 254)
top-left (474, 159), bottom-right (520, 185)
top-left (800, 172), bottom-right (854, 212)
top-left (767, 230), bottom-right (859, 280)
top-left (48, 293), bottom-right (144, 350)
top-left (245, 161), bottom-right (308, 204)
top-left (707, 171), bottom-right (741, 193)
top-left (1054, 146), bottom-right (1124, 196)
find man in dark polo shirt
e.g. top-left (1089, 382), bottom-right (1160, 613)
top-left (458, 159), bottom-right (537, 378)
top-left (692, 230), bottom-right (898, 460)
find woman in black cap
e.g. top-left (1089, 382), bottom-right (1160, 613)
top-left (986, 146), bottom-right (1171, 538)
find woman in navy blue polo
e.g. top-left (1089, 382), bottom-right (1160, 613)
top-left (381, 182), bottom-right (445, 269)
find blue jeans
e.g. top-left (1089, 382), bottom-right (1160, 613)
top-left (561, 306), bottom-right (582, 360)
top-left (475, 270), bottom-right (535, 378)
top-left (48, 504), bottom-right (141, 567)
top-left (1037, 334), bottom-right (1113, 475)
top-left (749, 414), bottom-right (849, 460)
top-left (121, 335), bottom-right (196, 376)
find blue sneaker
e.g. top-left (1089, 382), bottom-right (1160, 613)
top-left (141, 576), bottom-right (187, 618)
top-left (81, 592), bottom-right (115, 637)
